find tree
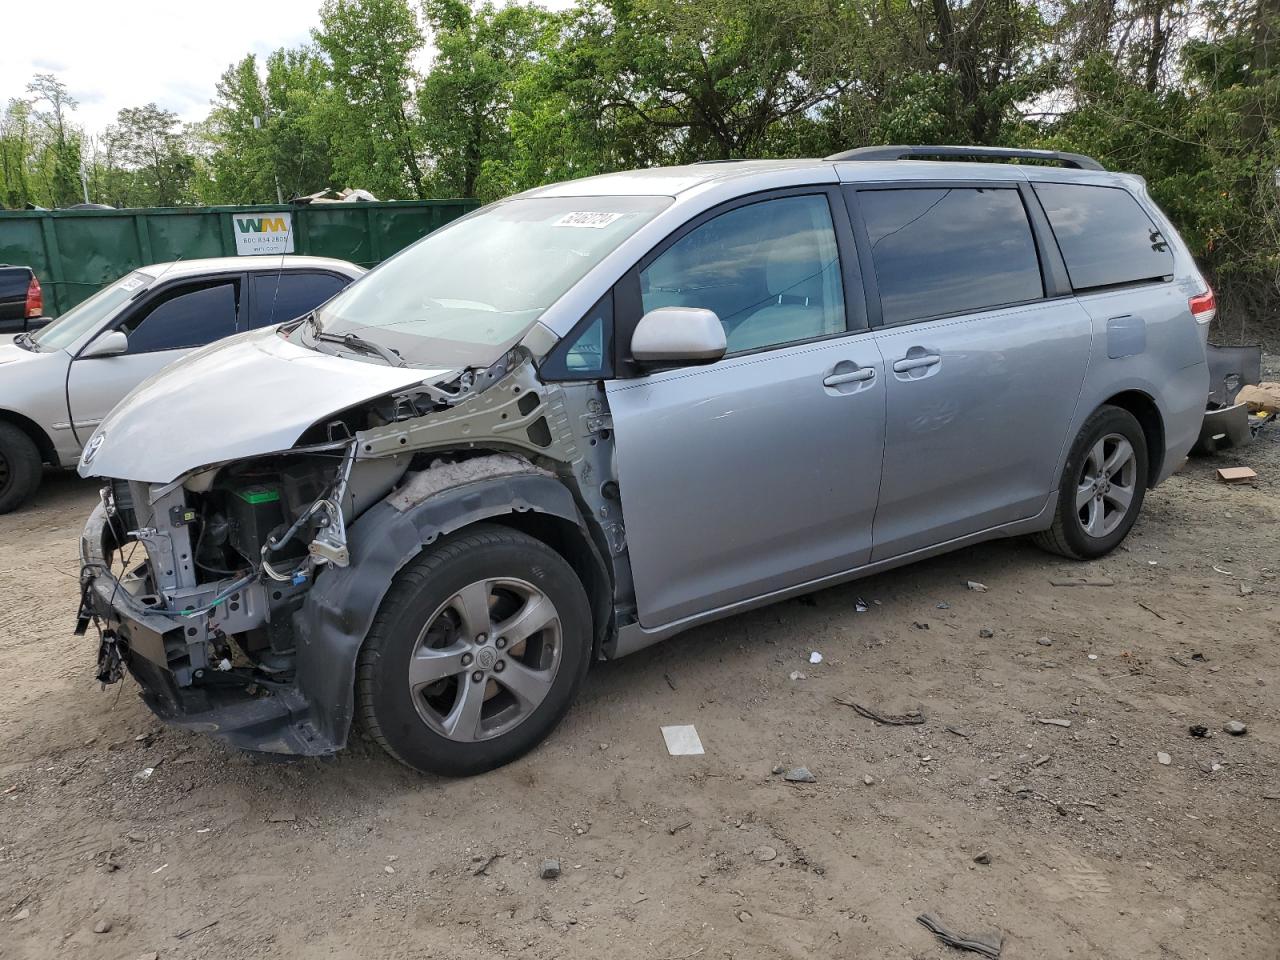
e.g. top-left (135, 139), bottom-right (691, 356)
top-left (313, 0), bottom-right (427, 197)
top-left (418, 0), bottom-right (553, 199)
top-left (206, 48), bottom-right (334, 203)
top-left (103, 104), bottom-right (196, 206)
top-left (26, 74), bottom-right (83, 206)
top-left (0, 99), bottom-right (36, 208)
top-left (552, 0), bottom-right (868, 161)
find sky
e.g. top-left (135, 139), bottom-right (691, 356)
top-left (4, 0), bottom-right (376, 135)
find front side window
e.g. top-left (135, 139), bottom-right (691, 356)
top-left (1033, 182), bottom-right (1174, 291)
top-left (121, 280), bottom-right (239, 353)
top-left (33, 271), bottom-right (153, 351)
top-left (639, 194), bottom-right (845, 354)
top-left (250, 271), bottom-right (348, 328)
top-left (860, 187), bottom-right (1043, 325)
top-left (311, 195), bottom-right (669, 367)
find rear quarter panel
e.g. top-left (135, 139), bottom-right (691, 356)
top-left (1070, 280), bottom-right (1207, 479)
top-left (1024, 171), bottom-right (1209, 488)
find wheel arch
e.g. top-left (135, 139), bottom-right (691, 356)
top-left (484, 510), bottom-right (614, 660)
top-left (0, 408), bottom-right (59, 467)
top-left (1099, 390), bottom-right (1164, 486)
top-left (293, 464), bottom-right (612, 751)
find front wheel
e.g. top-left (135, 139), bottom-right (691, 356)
top-left (0, 422), bottom-right (43, 514)
top-left (1034, 405), bottom-right (1149, 560)
top-left (355, 523), bottom-right (592, 776)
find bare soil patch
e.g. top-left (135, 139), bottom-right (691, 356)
top-left (2, 391), bottom-right (1278, 959)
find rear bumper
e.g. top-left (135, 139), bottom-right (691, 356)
top-left (1157, 361), bottom-right (1210, 484)
top-left (79, 502), bottom-right (338, 756)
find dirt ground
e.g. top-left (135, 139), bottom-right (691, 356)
top-left (2, 383), bottom-right (1278, 960)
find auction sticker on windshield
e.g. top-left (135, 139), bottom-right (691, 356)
top-left (554, 211), bottom-right (626, 229)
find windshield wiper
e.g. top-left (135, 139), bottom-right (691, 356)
top-left (306, 315), bottom-right (405, 368)
top-left (12, 332), bottom-right (37, 352)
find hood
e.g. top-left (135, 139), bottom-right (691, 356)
top-left (0, 340), bottom-right (64, 408)
top-left (80, 327), bottom-right (453, 483)
top-left (0, 339), bottom-right (47, 368)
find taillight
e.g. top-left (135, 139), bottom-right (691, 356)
top-left (24, 276), bottom-right (42, 318)
top-left (1189, 288), bottom-right (1216, 325)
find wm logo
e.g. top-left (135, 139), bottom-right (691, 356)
top-left (236, 217), bottom-right (289, 234)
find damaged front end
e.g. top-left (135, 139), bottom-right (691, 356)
top-left (78, 349), bottom-right (623, 756)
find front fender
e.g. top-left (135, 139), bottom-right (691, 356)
top-left (291, 460), bottom-right (587, 749)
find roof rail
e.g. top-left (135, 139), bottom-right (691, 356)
top-left (826, 144), bottom-right (1105, 171)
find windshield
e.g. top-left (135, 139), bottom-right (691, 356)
top-left (32, 271), bottom-right (153, 350)
top-left (309, 195), bottom-right (669, 366)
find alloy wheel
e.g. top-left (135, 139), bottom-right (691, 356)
top-left (408, 577), bottom-right (563, 742)
top-left (1075, 432), bottom-right (1137, 539)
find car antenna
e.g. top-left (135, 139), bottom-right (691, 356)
top-left (130, 254), bottom-right (185, 299)
top-left (266, 216), bottom-right (293, 327)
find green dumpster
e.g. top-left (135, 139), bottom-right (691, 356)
top-left (0, 199), bottom-right (479, 316)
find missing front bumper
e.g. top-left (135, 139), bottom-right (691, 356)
top-left (79, 501), bottom-right (340, 757)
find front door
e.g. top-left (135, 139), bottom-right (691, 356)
top-left (67, 277), bottom-right (241, 446)
top-left (850, 184), bottom-right (1093, 560)
top-left (607, 191), bottom-right (886, 628)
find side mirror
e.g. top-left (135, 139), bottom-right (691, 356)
top-left (631, 307), bottom-right (726, 367)
top-left (80, 330), bottom-right (128, 359)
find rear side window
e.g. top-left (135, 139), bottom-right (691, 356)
top-left (250, 271), bottom-right (348, 328)
top-left (860, 187), bottom-right (1043, 325)
top-left (122, 280), bottom-right (238, 353)
top-left (1033, 183), bottom-right (1174, 291)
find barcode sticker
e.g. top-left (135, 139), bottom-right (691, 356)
top-left (554, 211), bottom-right (625, 229)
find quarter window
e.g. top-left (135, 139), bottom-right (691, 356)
top-left (860, 187), bottom-right (1043, 325)
top-left (121, 281), bottom-right (239, 353)
top-left (541, 293), bottom-right (613, 380)
top-left (639, 194), bottom-right (846, 354)
top-left (1033, 183), bottom-right (1174, 291)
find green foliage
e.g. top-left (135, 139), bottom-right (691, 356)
top-left (205, 49), bottom-right (334, 203)
top-left (313, 0), bottom-right (428, 198)
top-left (101, 104), bottom-right (197, 207)
top-left (418, 0), bottom-right (553, 200)
top-left (26, 74), bottom-right (83, 207)
top-left (0, 0), bottom-right (1276, 312)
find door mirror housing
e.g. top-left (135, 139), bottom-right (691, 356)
top-left (631, 307), bottom-right (726, 367)
top-left (80, 330), bottom-right (128, 359)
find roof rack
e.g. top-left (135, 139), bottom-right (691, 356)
top-left (825, 145), bottom-right (1105, 171)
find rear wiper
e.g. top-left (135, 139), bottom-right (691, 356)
top-left (306, 315), bottom-right (405, 367)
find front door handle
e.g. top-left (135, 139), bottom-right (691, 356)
top-left (823, 367), bottom-right (875, 387)
top-left (892, 354), bottom-right (941, 373)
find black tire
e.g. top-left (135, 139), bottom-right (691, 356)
top-left (0, 421), bottom-right (43, 514)
top-left (1034, 405), bottom-right (1149, 560)
top-left (356, 523), bottom-right (592, 776)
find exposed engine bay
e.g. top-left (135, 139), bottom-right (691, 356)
top-left (79, 348), bottom-right (626, 754)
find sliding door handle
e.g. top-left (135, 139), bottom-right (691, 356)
top-left (892, 354), bottom-right (941, 373)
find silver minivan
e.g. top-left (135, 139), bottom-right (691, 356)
top-left (78, 147), bottom-right (1213, 775)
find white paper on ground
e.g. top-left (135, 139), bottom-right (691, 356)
top-left (661, 724), bottom-right (705, 756)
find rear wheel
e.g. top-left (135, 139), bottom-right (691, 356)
top-left (0, 422), bottom-right (43, 514)
top-left (1034, 405), bottom-right (1149, 560)
top-left (356, 523), bottom-right (592, 776)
